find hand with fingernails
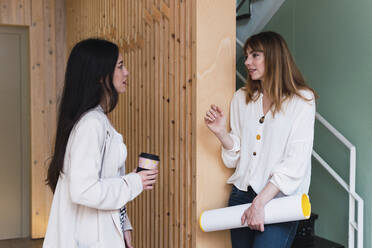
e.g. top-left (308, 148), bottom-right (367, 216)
top-left (204, 104), bottom-right (227, 136)
top-left (137, 169), bottom-right (158, 190)
top-left (241, 200), bottom-right (265, 232)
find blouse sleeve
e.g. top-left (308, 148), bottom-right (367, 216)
top-left (123, 212), bottom-right (133, 231)
top-left (269, 97), bottom-right (316, 195)
top-left (68, 116), bottom-right (143, 210)
top-left (221, 92), bottom-right (242, 168)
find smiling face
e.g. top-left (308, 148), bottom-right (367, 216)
top-left (112, 53), bottom-right (129, 93)
top-left (244, 47), bottom-right (265, 81)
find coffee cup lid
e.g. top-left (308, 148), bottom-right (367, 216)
top-left (139, 152), bottom-right (160, 161)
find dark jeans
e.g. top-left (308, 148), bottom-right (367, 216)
top-left (228, 185), bottom-right (298, 248)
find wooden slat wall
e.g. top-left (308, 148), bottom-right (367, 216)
top-left (65, 0), bottom-right (194, 247)
top-left (0, 0), bottom-right (66, 238)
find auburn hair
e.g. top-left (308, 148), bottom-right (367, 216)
top-left (243, 31), bottom-right (317, 114)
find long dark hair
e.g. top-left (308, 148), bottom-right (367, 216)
top-left (47, 38), bottom-right (119, 192)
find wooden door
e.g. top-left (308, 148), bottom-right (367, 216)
top-left (0, 26), bottom-right (30, 240)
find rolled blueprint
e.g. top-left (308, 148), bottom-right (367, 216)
top-left (199, 194), bottom-right (310, 232)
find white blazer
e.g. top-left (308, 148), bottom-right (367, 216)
top-left (43, 106), bottom-right (143, 248)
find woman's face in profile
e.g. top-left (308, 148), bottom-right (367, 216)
top-left (244, 47), bottom-right (265, 81)
top-left (113, 53), bottom-right (129, 93)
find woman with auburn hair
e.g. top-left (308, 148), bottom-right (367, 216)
top-left (204, 31), bottom-right (317, 248)
top-left (43, 38), bottom-right (158, 248)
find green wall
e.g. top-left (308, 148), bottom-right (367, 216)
top-left (263, 0), bottom-right (372, 247)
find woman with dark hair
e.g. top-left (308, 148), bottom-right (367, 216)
top-left (43, 38), bottom-right (158, 248)
top-left (204, 31), bottom-right (317, 248)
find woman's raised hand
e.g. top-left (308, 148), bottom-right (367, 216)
top-left (138, 169), bottom-right (158, 190)
top-left (204, 104), bottom-right (227, 136)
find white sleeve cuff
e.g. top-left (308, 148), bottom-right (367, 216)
top-left (221, 133), bottom-right (240, 168)
top-left (222, 133), bottom-right (240, 152)
top-left (124, 214), bottom-right (133, 231)
top-left (121, 172), bottom-right (143, 201)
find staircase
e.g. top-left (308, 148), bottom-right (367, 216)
top-left (293, 215), bottom-right (343, 248)
top-left (235, 1), bottom-right (363, 247)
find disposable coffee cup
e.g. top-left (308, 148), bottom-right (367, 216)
top-left (136, 152), bottom-right (160, 172)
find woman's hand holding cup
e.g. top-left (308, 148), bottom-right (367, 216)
top-left (138, 169), bottom-right (158, 190)
top-left (136, 152), bottom-right (160, 190)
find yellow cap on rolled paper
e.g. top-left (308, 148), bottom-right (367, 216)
top-left (199, 211), bottom-right (205, 232)
top-left (301, 194), bottom-right (311, 219)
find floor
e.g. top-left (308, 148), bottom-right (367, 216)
top-left (0, 238), bottom-right (43, 248)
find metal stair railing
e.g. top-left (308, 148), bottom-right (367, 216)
top-left (236, 0), bottom-right (252, 20)
top-left (312, 113), bottom-right (363, 248)
top-left (236, 38), bottom-right (364, 248)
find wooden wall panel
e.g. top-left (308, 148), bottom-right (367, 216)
top-left (193, 1), bottom-right (236, 248)
top-left (0, 0), bottom-right (66, 239)
top-left (0, 0), bottom-right (30, 26)
top-left (66, 0), bottom-right (195, 247)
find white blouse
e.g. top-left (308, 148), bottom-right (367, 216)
top-left (222, 88), bottom-right (315, 196)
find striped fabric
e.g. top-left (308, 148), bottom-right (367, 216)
top-left (119, 206), bottom-right (127, 234)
